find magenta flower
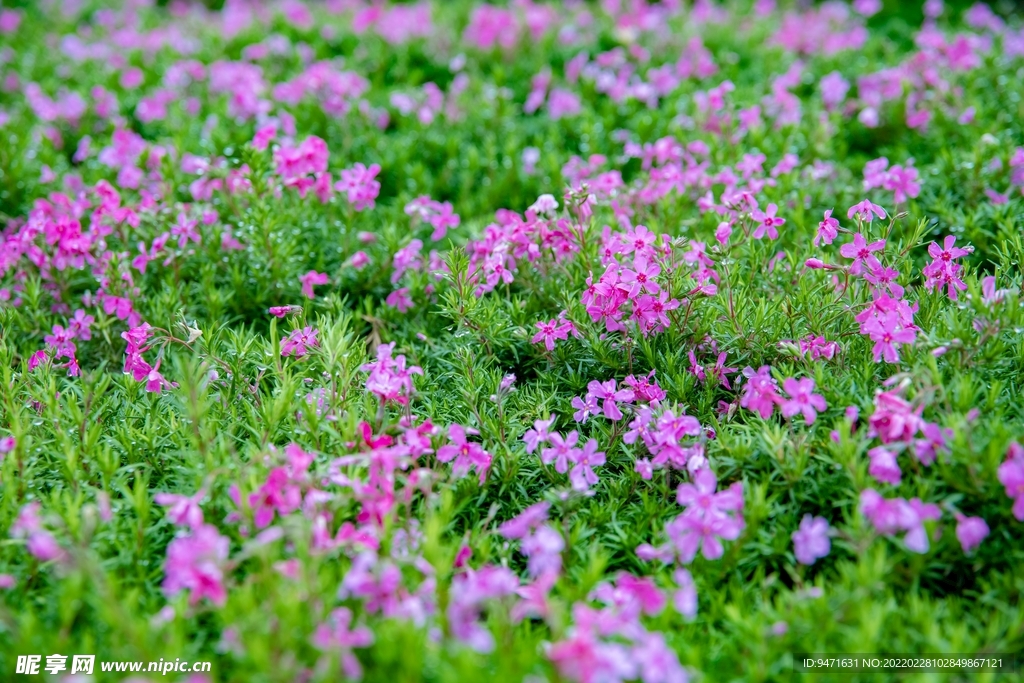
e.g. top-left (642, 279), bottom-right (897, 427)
top-left (814, 209), bottom-right (839, 247)
top-left (672, 568), bottom-right (698, 620)
top-left (861, 311), bottom-right (917, 364)
top-left (162, 524), bottom-right (230, 606)
top-left (997, 443), bottom-right (1024, 520)
top-left (522, 417), bottom-right (555, 454)
top-left (740, 365), bottom-right (780, 419)
top-left (838, 232), bottom-right (886, 271)
top-left (860, 489), bottom-right (940, 553)
top-left (867, 389), bottom-right (925, 444)
top-left (666, 469), bottom-right (745, 563)
top-left (281, 326), bottom-right (319, 357)
top-left (361, 342), bottom-right (423, 406)
top-left (498, 501), bottom-right (551, 540)
top-left (437, 424), bottom-right (492, 484)
top-left (585, 379), bottom-right (635, 421)
top-left (750, 202), bottom-right (785, 240)
top-left (27, 531), bottom-right (66, 563)
top-left (171, 212), bottom-right (201, 249)
top-left (568, 438), bottom-right (605, 491)
top-left (541, 430), bottom-right (581, 474)
top-left (954, 514), bottom-right (989, 555)
top-left (570, 393), bottom-right (599, 423)
top-left (300, 270), bottom-right (329, 299)
top-left (665, 508), bottom-right (744, 563)
top-left (618, 255), bottom-right (661, 298)
top-left (621, 224), bottom-right (657, 255)
top-left (145, 362), bottom-right (174, 394)
top-left (922, 236), bottom-right (973, 300)
top-left (633, 291), bottom-right (681, 335)
top-left (867, 446), bottom-right (902, 485)
top-left (913, 422), bottom-right (952, 466)
top-left (334, 163), bottom-right (381, 211)
top-left (155, 491), bottom-right (205, 529)
top-left (622, 370), bottom-right (666, 403)
top-left (385, 287), bottom-right (413, 312)
top-left (268, 305), bottom-right (303, 318)
top-left (252, 123), bottom-right (276, 151)
top-left (532, 318), bottom-right (570, 351)
top-left (312, 608), bottom-right (374, 680)
top-left (820, 71), bottom-right (850, 111)
top-left (447, 566), bottom-right (519, 653)
top-left (520, 524), bottom-right (565, 578)
top-left (779, 377), bottom-right (827, 425)
top-left (792, 514), bottom-right (831, 565)
top-left (248, 467), bottom-right (301, 528)
top-left (846, 199), bottom-right (887, 222)
top-left (676, 468), bottom-right (744, 516)
top-left (884, 164), bottom-right (920, 203)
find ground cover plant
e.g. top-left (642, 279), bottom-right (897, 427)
top-left (1, 0), bottom-right (1024, 681)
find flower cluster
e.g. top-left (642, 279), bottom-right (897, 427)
top-left (361, 342), bottom-right (423, 406)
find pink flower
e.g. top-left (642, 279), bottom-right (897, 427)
top-left (861, 311), bottom-right (917, 364)
top-left (954, 514), bottom-right (989, 555)
top-left (248, 467), bottom-right (301, 528)
top-left (155, 491), bottom-right (205, 529)
top-left (300, 270), bottom-right (329, 299)
top-left (884, 164), bottom-right (920, 204)
top-left (281, 326), bottom-right (319, 357)
top-left (820, 71), bottom-right (850, 111)
top-left (923, 236), bottom-right (973, 300)
top-left (568, 439), bottom-right (605, 491)
top-left (520, 525), bottom-right (565, 578)
top-left (349, 250), bottom-right (371, 269)
top-left (385, 287), bottom-right (413, 312)
top-left (361, 342), bottom-right (422, 405)
top-left (867, 446), bottom-right (901, 485)
top-left (838, 233), bottom-right (885, 270)
top-left (792, 515), bottom-right (831, 565)
top-left (860, 490), bottom-right (940, 553)
top-left (268, 305), bottom-right (303, 318)
top-left (541, 430), bottom-right (581, 474)
top-left (666, 469), bottom-right (745, 563)
top-left (146, 363), bottom-right (174, 394)
top-left (437, 424), bottom-right (492, 484)
top-left (27, 531), bottom-right (66, 563)
top-left (814, 209), bottom-right (840, 247)
top-left (252, 124), bottom-right (276, 151)
top-left (620, 224), bottom-right (657, 256)
top-left (586, 380), bottom-right (635, 421)
top-left (666, 507), bottom-right (743, 564)
top-left (740, 366), bottom-right (780, 419)
top-left (778, 376), bottom-right (827, 423)
top-left (997, 443), bottom-right (1024, 520)
top-left (498, 501), bottom-right (551, 540)
top-left (171, 213), bottom-right (201, 249)
top-left (618, 255), bottom-right (661, 297)
top-left (623, 371), bottom-right (666, 403)
top-left (312, 608), bottom-right (374, 680)
top-left (523, 417), bottom-right (555, 454)
top-left (162, 524), bottom-right (230, 606)
top-left (846, 199), bottom-right (888, 222)
top-left (335, 163), bottom-right (381, 211)
top-left (532, 318), bottom-right (571, 351)
top-left (868, 389), bottom-right (924, 443)
top-left (447, 566), bottom-right (519, 653)
top-left (750, 202), bottom-right (785, 240)
top-left (672, 568), bottom-right (698, 620)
